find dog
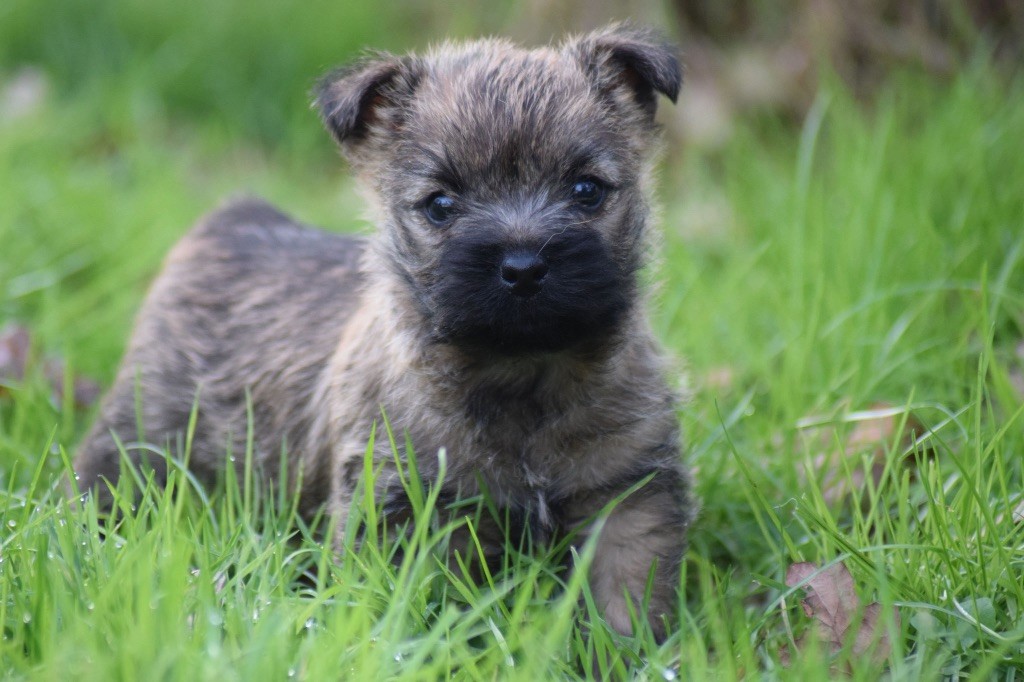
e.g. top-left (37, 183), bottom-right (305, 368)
top-left (75, 23), bottom-right (694, 639)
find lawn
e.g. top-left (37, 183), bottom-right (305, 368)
top-left (2, 3), bottom-right (1023, 680)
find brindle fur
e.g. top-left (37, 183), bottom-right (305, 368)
top-left (75, 23), bottom-right (695, 639)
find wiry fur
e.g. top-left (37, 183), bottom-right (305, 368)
top-left (75, 23), bottom-right (694, 639)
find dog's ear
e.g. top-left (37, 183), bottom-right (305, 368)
top-left (313, 53), bottom-right (421, 148)
top-left (568, 23), bottom-right (682, 118)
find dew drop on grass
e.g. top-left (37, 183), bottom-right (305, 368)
top-left (304, 618), bottom-right (316, 630)
top-left (662, 668), bottom-right (677, 681)
top-left (287, 669), bottom-right (296, 678)
top-left (7, 520), bottom-right (15, 528)
top-left (22, 613), bottom-right (31, 624)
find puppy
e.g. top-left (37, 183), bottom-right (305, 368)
top-left (75, 23), bottom-right (694, 638)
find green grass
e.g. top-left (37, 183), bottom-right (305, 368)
top-left (2, 5), bottom-right (1024, 678)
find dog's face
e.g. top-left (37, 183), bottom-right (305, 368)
top-left (316, 25), bottom-right (681, 355)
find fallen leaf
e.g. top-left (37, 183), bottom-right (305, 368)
top-left (703, 365), bottom-right (737, 392)
top-left (787, 561), bottom-right (857, 648)
top-left (798, 402), bottom-right (931, 508)
top-left (1012, 499), bottom-right (1024, 525)
top-left (0, 324), bottom-right (32, 391)
top-left (783, 560), bottom-right (899, 667)
top-left (1010, 341), bottom-right (1024, 401)
top-left (0, 323), bottom-right (101, 409)
top-left (852, 603), bottom-right (896, 665)
top-left (43, 358), bottom-right (102, 409)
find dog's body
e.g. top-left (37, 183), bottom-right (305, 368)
top-left (75, 24), bottom-right (694, 637)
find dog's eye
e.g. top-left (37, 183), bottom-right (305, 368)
top-left (571, 178), bottom-right (606, 210)
top-left (424, 193), bottom-right (456, 226)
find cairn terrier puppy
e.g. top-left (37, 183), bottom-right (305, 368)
top-left (75, 23), bottom-right (694, 638)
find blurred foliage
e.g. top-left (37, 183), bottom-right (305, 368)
top-left (655, 0), bottom-right (1023, 151)
top-left (0, 0), bottom-right (514, 155)
top-left (673, 0), bottom-right (1023, 61)
top-left (3, 0), bottom-right (1018, 158)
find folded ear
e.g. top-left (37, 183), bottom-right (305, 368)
top-left (313, 53), bottom-right (421, 148)
top-left (568, 23), bottom-right (682, 118)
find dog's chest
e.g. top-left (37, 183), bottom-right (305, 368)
top-left (449, 394), bottom-right (597, 506)
top-left (393, 354), bottom-right (649, 520)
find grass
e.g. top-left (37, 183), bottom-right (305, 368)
top-left (2, 5), bottom-right (1024, 678)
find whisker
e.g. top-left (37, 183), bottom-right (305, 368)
top-left (536, 216), bottom-right (598, 256)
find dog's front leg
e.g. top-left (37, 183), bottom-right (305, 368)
top-left (566, 469), bottom-right (692, 640)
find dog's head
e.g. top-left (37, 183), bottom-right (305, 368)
top-left (315, 24), bottom-right (681, 355)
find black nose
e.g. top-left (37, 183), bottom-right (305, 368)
top-left (500, 252), bottom-right (549, 297)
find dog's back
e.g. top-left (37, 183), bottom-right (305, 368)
top-left (75, 198), bottom-right (364, 510)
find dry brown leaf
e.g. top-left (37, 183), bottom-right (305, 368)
top-left (0, 323), bottom-right (101, 409)
top-left (45, 359), bottom-right (102, 408)
top-left (787, 561), bottom-right (857, 649)
top-left (852, 603), bottom-right (896, 665)
top-left (1011, 341), bottom-right (1024, 401)
top-left (799, 402), bottom-right (931, 508)
top-left (703, 365), bottom-right (737, 392)
top-left (0, 324), bottom-right (32, 392)
top-left (784, 561), bottom-right (899, 667)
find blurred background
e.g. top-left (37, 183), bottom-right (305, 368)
top-left (2, 0), bottom-right (1024, 409)
top-left (3, 0), bottom-right (1021, 160)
